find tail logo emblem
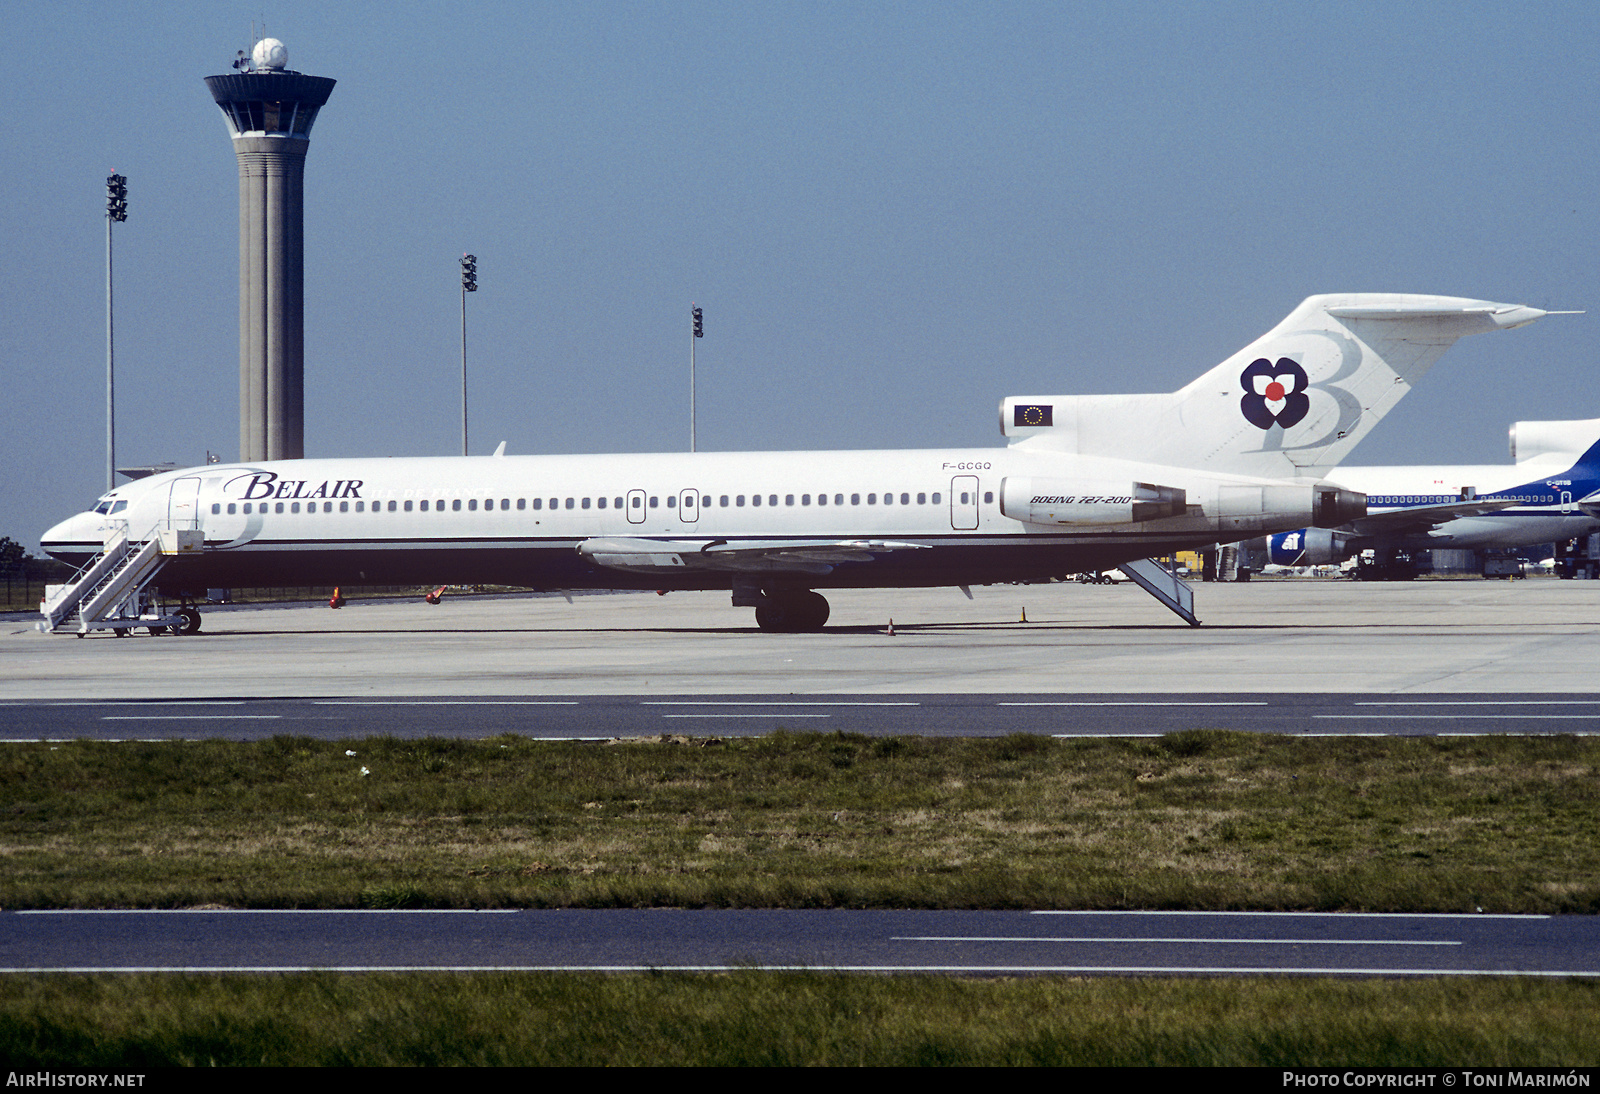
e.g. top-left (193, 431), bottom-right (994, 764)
top-left (1240, 357), bottom-right (1310, 430)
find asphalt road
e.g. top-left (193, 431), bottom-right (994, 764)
top-left (6, 692), bottom-right (1600, 739)
top-left (5, 910), bottom-right (1594, 976)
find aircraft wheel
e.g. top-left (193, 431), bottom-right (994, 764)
top-left (113, 628), bottom-right (129, 638)
top-left (147, 626), bottom-right (167, 636)
top-left (754, 602), bottom-right (789, 632)
top-left (794, 590), bottom-right (830, 631)
top-left (755, 591), bottom-right (830, 633)
top-left (173, 607), bottom-right (202, 636)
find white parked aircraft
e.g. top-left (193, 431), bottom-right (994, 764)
top-left (39, 294), bottom-right (1552, 633)
top-left (1260, 417), bottom-right (1600, 577)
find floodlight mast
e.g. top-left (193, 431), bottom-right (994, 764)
top-left (105, 172), bottom-right (127, 492)
top-left (690, 305), bottom-right (703, 452)
top-left (460, 254), bottom-right (477, 456)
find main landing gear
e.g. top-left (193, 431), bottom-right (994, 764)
top-left (752, 589), bottom-right (831, 633)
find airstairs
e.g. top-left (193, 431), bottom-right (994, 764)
top-left (40, 524), bottom-right (202, 636)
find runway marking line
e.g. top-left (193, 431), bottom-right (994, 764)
top-left (102, 715), bottom-right (283, 721)
top-left (894, 936), bottom-right (1460, 946)
top-left (1355, 701), bottom-right (1600, 706)
top-left (1030, 910), bottom-right (1546, 919)
top-left (0, 965), bottom-right (1590, 976)
top-left (1000, 702), bottom-right (1269, 707)
top-left (1315, 714), bottom-right (1600, 720)
top-left (314, 701), bottom-right (581, 706)
top-left (14, 909), bottom-right (521, 915)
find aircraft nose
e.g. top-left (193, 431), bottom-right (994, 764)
top-left (38, 513), bottom-right (100, 561)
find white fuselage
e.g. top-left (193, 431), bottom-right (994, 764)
top-left (41, 446), bottom-right (1341, 593)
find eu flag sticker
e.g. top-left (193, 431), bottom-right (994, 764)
top-left (1013, 404), bottom-right (1053, 428)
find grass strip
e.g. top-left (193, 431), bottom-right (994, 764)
top-left (2, 972), bottom-right (1596, 1066)
top-left (1, 730), bottom-right (1596, 912)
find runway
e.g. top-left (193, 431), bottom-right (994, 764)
top-left (4, 910), bottom-right (1594, 977)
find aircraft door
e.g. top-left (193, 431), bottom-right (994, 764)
top-left (950, 475), bottom-right (979, 530)
top-left (679, 489), bottom-right (699, 523)
top-left (1563, 491), bottom-right (1573, 514)
top-left (626, 489), bottom-right (647, 525)
top-left (168, 477), bottom-right (202, 530)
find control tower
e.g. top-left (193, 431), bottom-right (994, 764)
top-left (204, 38), bottom-right (335, 462)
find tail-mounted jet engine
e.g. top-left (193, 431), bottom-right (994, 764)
top-left (1000, 479), bottom-right (1187, 526)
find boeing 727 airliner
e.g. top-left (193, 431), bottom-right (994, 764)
top-left (38, 294), bottom-right (1553, 633)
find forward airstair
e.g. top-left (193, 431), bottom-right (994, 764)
top-left (40, 524), bottom-right (203, 636)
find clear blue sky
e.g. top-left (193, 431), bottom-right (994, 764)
top-left (4, 1), bottom-right (1596, 549)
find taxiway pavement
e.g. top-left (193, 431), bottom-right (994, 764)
top-left (3, 578), bottom-right (1597, 700)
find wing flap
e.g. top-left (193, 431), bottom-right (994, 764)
top-left (577, 537), bottom-right (928, 576)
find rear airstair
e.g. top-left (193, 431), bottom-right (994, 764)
top-left (40, 524), bottom-right (203, 636)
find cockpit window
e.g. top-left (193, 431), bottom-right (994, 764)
top-left (92, 501), bottom-right (111, 515)
top-left (109, 500), bottom-right (127, 515)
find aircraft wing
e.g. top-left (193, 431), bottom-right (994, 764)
top-left (1345, 498), bottom-right (1519, 537)
top-left (577, 537), bottom-right (930, 576)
